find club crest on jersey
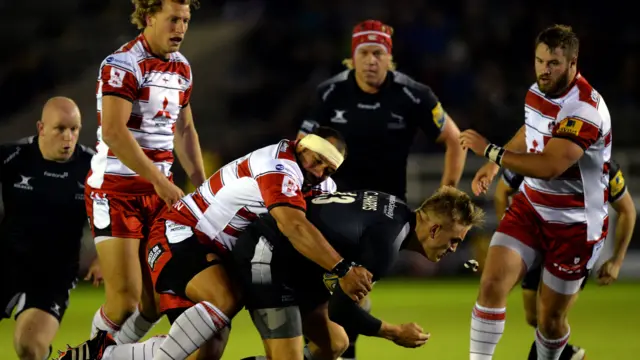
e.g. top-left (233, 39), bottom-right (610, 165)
top-left (331, 110), bottom-right (348, 124)
top-left (281, 176), bottom-right (299, 197)
top-left (322, 272), bottom-right (339, 294)
top-left (556, 118), bottom-right (583, 136)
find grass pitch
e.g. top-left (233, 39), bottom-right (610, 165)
top-left (1, 279), bottom-right (639, 359)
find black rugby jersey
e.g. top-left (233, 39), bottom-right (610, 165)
top-left (299, 70), bottom-right (447, 200)
top-left (0, 136), bottom-right (93, 264)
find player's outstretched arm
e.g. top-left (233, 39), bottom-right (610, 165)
top-left (174, 104), bottom-right (206, 187)
top-left (328, 285), bottom-right (429, 348)
top-left (270, 206), bottom-right (373, 300)
top-left (436, 114), bottom-right (466, 187)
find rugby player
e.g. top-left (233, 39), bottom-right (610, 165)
top-left (297, 19), bottom-right (466, 359)
top-left (0, 97), bottom-right (97, 360)
top-left (56, 128), bottom-right (374, 360)
top-left (85, 0), bottom-right (206, 345)
top-left (494, 164), bottom-right (635, 360)
top-left (461, 25), bottom-right (613, 359)
top-left (235, 187), bottom-right (484, 360)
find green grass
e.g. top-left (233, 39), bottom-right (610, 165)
top-left (1, 280), bottom-right (639, 359)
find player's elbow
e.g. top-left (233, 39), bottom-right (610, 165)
top-left (101, 121), bottom-right (126, 146)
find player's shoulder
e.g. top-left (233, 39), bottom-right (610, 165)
top-left (391, 71), bottom-right (437, 104)
top-left (0, 136), bottom-right (35, 165)
top-left (101, 46), bottom-right (140, 73)
top-left (169, 51), bottom-right (191, 66)
top-left (76, 144), bottom-right (96, 161)
top-left (609, 159), bottom-right (622, 176)
top-left (315, 70), bottom-right (351, 102)
top-left (250, 140), bottom-right (302, 178)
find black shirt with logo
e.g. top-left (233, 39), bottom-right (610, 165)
top-left (299, 70), bottom-right (446, 200)
top-left (0, 136), bottom-right (93, 267)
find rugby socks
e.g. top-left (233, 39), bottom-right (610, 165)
top-left (535, 327), bottom-right (570, 360)
top-left (470, 302), bottom-right (506, 360)
top-left (154, 301), bottom-right (230, 360)
top-left (115, 306), bottom-right (159, 344)
top-left (91, 305), bottom-right (121, 337)
top-left (101, 336), bottom-right (166, 360)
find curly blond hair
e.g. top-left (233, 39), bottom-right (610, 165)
top-left (416, 186), bottom-right (485, 227)
top-left (131, 0), bottom-right (200, 29)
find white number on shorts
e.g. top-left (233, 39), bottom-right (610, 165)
top-left (311, 192), bottom-right (358, 205)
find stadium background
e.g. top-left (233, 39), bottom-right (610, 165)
top-left (1, 0), bottom-right (639, 358)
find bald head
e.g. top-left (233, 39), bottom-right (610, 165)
top-left (37, 96), bottom-right (82, 162)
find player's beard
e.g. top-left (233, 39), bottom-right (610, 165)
top-left (538, 69), bottom-right (571, 97)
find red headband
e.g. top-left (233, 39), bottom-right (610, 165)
top-left (351, 20), bottom-right (393, 56)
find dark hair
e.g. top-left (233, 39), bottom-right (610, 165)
top-left (312, 126), bottom-right (347, 156)
top-left (535, 24), bottom-right (579, 59)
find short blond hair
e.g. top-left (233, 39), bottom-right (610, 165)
top-left (130, 0), bottom-right (200, 30)
top-left (416, 186), bottom-right (485, 227)
top-left (342, 57), bottom-right (397, 71)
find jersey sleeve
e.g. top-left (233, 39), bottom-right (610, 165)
top-left (608, 160), bottom-right (627, 203)
top-left (413, 85), bottom-right (447, 141)
top-left (552, 103), bottom-right (602, 150)
top-left (254, 159), bottom-right (307, 212)
top-left (181, 67), bottom-right (193, 107)
top-left (98, 53), bottom-right (140, 102)
top-left (501, 169), bottom-right (524, 190)
top-left (298, 84), bottom-right (334, 135)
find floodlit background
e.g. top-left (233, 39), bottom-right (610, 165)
top-left (1, 1), bottom-right (639, 358)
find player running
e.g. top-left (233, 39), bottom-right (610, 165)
top-left (0, 97), bottom-right (99, 360)
top-left (56, 128), bottom-right (374, 360)
top-left (460, 25), bottom-right (613, 360)
top-left (236, 187), bottom-right (484, 360)
top-left (85, 0), bottom-right (206, 344)
top-left (494, 164), bottom-right (635, 360)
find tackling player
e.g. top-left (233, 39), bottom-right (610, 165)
top-left (460, 25), bottom-right (613, 360)
top-left (0, 97), bottom-right (99, 360)
top-left (85, 0), bottom-right (206, 345)
top-left (235, 187), bottom-right (484, 360)
top-left (56, 128), bottom-right (374, 360)
top-left (495, 165), bottom-right (635, 360)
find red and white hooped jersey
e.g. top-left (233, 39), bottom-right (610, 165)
top-left (522, 74), bottom-right (611, 241)
top-left (87, 34), bottom-right (192, 194)
top-left (164, 139), bottom-right (337, 250)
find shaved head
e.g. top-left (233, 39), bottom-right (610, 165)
top-left (37, 96), bottom-right (82, 162)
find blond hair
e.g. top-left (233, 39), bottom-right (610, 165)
top-left (342, 57), bottom-right (397, 71)
top-left (130, 0), bottom-right (200, 30)
top-left (416, 186), bottom-right (485, 227)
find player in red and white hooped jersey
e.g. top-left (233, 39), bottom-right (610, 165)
top-left (461, 25), bottom-right (610, 360)
top-left (126, 128), bottom-right (374, 360)
top-left (84, 0), bottom-right (206, 346)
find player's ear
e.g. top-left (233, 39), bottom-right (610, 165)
top-left (430, 224), bottom-right (440, 239)
top-left (36, 121), bottom-right (44, 135)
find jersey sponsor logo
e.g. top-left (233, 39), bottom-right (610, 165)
top-left (50, 303), bottom-right (61, 317)
top-left (357, 102), bottom-right (380, 110)
top-left (389, 112), bottom-right (406, 130)
top-left (105, 56), bottom-right (132, 68)
top-left (147, 244), bottom-right (165, 271)
top-left (108, 67), bottom-right (125, 88)
top-left (556, 118), bottom-right (583, 136)
top-left (384, 195), bottom-right (398, 219)
top-left (330, 110), bottom-right (348, 124)
top-left (610, 170), bottom-right (625, 197)
top-left (402, 87), bottom-right (421, 104)
top-left (276, 164), bottom-right (285, 171)
top-left (14, 175), bottom-right (33, 190)
top-left (3, 146), bottom-right (20, 165)
top-left (432, 102), bottom-right (445, 129)
top-left (362, 191), bottom-right (379, 211)
top-left (44, 171), bottom-right (68, 178)
top-left (165, 220), bottom-right (194, 244)
top-left (281, 176), bottom-right (300, 197)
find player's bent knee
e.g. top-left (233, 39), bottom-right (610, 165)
top-left (525, 311), bottom-right (538, 328)
top-left (328, 326), bottom-right (350, 358)
top-left (14, 337), bottom-right (49, 360)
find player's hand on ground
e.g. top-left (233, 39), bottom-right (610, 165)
top-left (471, 162), bottom-right (500, 195)
top-left (460, 129), bottom-right (490, 157)
top-left (154, 179), bottom-right (185, 208)
top-left (84, 257), bottom-right (103, 287)
top-left (596, 258), bottom-right (621, 285)
top-left (392, 322), bottom-right (430, 348)
top-left (339, 265), bottom-right (373, 301)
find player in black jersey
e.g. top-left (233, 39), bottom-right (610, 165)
top-left (234, 187), bottom-right (484, 360)
top-left (0, 97), bottom-right (100, 360)
top-left (494, 163), bottom-right (635, 360)
top-left (296, 20), bottom-right (467, 358)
